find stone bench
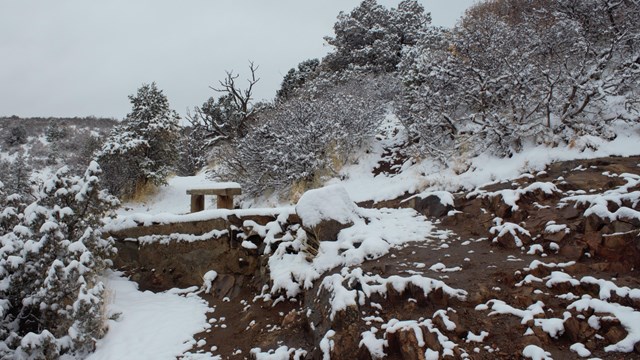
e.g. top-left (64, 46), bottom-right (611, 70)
top-left (186, 184), bottom-right (242, 212)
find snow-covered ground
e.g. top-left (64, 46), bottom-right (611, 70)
top-left (97, 118), bottom-right (640, 359)
top-left (117, 174), bottom-right (214, 215)
top-left (88, 272), bottom-right (213, 360)
top-left (331, 120), bottom-right (640, 204)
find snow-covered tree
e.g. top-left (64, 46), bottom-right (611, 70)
top-left (5, 154), bottom-right (33, 199)
top-left (44, 120), bottom-right (68, 143)
top-left (219, 76), bottom-right (386, 196)
top-left (323, 0), bottom-right (431, 73)
top-left (275, 58), bottom-right (320, 102)
top-left (398, 0), bottom-right (640, 162)
top-left (96, 83), bottom-right (180, 198)
top-left (5, 126), bottom-right (27, 147)
top-left (0, 162), bottom-right (119, 359)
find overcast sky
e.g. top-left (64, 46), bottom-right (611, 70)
top-left (0, 0), bottom-right (476, 119)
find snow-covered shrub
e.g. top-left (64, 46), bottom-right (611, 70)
top-left (398, 0), bottom-right (640, 162)
top-left (0, 161), bottom-right (119, 359)
top-left (96, 82), bottom-right (180, 198)
top-left (4, 126), bottom-right (28, 147)
top-left (217, 78), bottom-right (386, 197)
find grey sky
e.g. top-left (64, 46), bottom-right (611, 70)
top-left (0, 0), bottom-right (476, 119)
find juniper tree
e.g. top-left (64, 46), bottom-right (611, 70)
top-left (275, 59), bottom-right (320, 102)
top-left (0, 162), bottom-right (119, 359)
top-left (96, 82), bottom-right (180, 198)
top-left (323, 0), bottom-right (431, 73)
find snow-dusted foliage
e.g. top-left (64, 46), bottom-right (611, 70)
top-left (275, 58), bottom-right (320, 102)
top-left (0, 154), bottom-right (34, 199)
top-left (399, 0), bottom-right (640, 162)
top-left (96, 83), bottom-right (180, 198)
top-left (0, 162), bottom-right (118, 359)
top-left (323, 0), bottom-right (431, 73)
top-left (218, 77), bottom-right (386, 197)
top-left (4, 125), bottom-right (28, 147)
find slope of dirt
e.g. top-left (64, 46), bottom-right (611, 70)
top-left (134, 155), bottom-right (640, 359)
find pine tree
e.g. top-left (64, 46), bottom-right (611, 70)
top-left (4, 154), bottom-right (33, 199)
top-left (323, 0), bottom-right (431, 73)
top-left (0, 162), bottom-right (119, 359)
top-left (96, 83), bottom-right (180, 198)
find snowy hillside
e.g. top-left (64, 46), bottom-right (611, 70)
top-left (92, 115), bottom-right (640, 359)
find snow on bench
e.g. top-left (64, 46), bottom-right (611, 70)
top-left (186, 182), bottom-right (241, 212)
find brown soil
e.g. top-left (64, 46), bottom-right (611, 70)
top-left (163, 156), bottom-right (640, 359)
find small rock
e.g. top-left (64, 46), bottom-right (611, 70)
top-left (559, 241), bottom-right (587, 261)
top-left (605, 325), bottom-right (627, 344)
top-left (397, 329), bottom-right (426, 360)
top-left (411, 194), bottom-right (454, 218)
top-left (563, 317), bottom-right (583, 343)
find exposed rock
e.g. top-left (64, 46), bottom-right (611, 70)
top-left (213, 274), bottom-right (236, 299)
top-left (585, 214), bottom-right (608, 233)
top-left (559, 241), bottom-right (588, 261)
top-left (107, 217), bottom-right (228, 239)
top-left (604, 325), bottom-right (627, 345)
top-left (281, 310), bottom-right (303, 329)
top-left (584, 232), bottom-right (602, 253)
top-left (562, 317), bottom-right (595, 343)
top-left (558, 204), bottom-right (582, 220)
top-left (296, 185), bottom-right (360, 247)
top-left (403, 192), bottom-right (455, 218)
top-left (396, 329), bottom-right (426, 360)
top-left (612, 220), bottom-right (637, 233)
top-left (602, 231), bottom-right (635, 250)
top-left (493, 231), bottom-right (531, 249)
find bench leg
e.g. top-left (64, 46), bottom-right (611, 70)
top-left (191, 194), bottom-right (205, 212)
top-left (217, 195), bottom-right (234, 209)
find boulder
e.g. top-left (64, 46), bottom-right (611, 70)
top-left (403, 191), bottom-right (455, 218)
top-left (605, 325), bottom-right (627, 345)
top-left (296, 185), bottom-right (361, 244)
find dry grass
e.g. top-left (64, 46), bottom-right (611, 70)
top-left (126, 179), bottom-right (159, 202)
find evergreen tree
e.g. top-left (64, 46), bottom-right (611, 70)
top-left (6, 154), bottom-right (33, 198)
top-left (44, 120), bottom-right (68, 143)
top-left (0, 162), bottom-right (119, 359)
top-left (5, 126), bottom-right (27, 147)
top-left (96, 83), bottom-right (180, 198)
top-left (275, 59), bottom-right (320, 101)
top-left (323, 0), bottom-right (431, 73)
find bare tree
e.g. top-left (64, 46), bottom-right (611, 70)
top-left (210, 61), bottom-right (260, 138)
